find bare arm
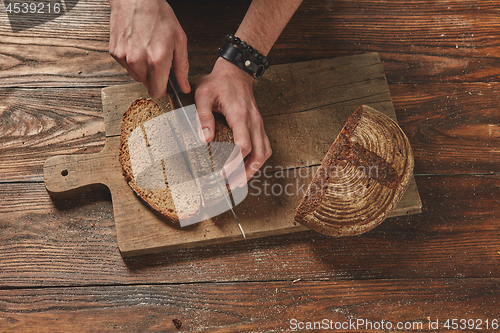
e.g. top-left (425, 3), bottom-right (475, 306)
top-left (236, 0), bottom-right (303, 57)
top-left (195, 0), bottom-right (303, 182)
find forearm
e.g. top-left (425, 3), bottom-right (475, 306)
top-left (235, 0), bottom-right (303, 56)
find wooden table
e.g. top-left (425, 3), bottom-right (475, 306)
top-left (1, 0), bottom-right (499, 331)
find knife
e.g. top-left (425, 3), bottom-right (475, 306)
top-left (168, 72), bottom-right (246, 238)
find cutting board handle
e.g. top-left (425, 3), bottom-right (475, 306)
top-left (43, 142), bottom-right (117, 199)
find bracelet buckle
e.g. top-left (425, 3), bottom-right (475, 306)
top-left (218, 35), bottom-right (269, 79)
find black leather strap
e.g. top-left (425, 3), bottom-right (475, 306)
top-left (218, 43), bottom-right (266, 79)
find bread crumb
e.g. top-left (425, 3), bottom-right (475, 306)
top-left (172, 318), bottom-right (182, 329)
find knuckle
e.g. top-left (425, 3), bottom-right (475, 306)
top-left (197, 111), bottom-right (213, 122)
top-left (147, 49), bottom-right (167, 70)
top-left (127, 54), bottom-right (140, 66)
top-left (255, 147), bottom-right (271, 162)
top-left (238, 141), bottom-right (252, 156)
top-left (177, 30), bottom-right (188, 45)
top-left (108, 44), bottom-right (116, 56)
top-left (252, 112), bottom-right (264, 126)
top-left (195, 84), bottom-right (211, 98)
top-left (147, 55), bottom-right (160, 69)
top-left (264, 146), bottom-right (273, 159)
top-left (125, 50), bottom-right (146, 68)
top-left (110, 46), bottom-right (125, 61)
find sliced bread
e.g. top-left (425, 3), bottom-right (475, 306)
top-left (119, 97), bottom-right (234, 222)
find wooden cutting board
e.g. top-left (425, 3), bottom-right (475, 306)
top-left (43, 53), bottom-right (422, 257)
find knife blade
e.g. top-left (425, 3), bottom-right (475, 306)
top-left (168, 73), bottom-right (246, 238)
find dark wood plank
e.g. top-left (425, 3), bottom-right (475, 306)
top-left (0, 1), bottom-right (124, 87)
top-left (2, 0), bottom-right (500, 87)
top-left (0, 278), bottom-right (498, 332)
top-left (0, 174), bottom-right (498, 287)
top-left (271, 0), bottom-right (500, 84)
top-left (391, 83), bottom-right (500, 174)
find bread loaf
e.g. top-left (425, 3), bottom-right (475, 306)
top-left (119, 97), bottom-right (234, 223)
top-left (294, 105), bottom-right (414, 236)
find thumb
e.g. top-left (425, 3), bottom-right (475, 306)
top-left (194, 93), bottom-right (215, 143)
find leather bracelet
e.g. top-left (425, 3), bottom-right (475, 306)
top-left (218, 34), bottom-right (270, 79)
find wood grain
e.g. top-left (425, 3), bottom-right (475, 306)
top-left (2, 0), bottom-right (500, 87)
top-left (0, 174), bottom-right (497, 287)
top-left (391, 82), bottom-right (500, 175)
top-left (0, 278), bottom-right (498, 332)
top-left (0, 88), bottom-right (105, 182)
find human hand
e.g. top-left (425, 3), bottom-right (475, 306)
top-left (108, 0), bottom-right (191, 98)
top-left (195, 58), bottom-right (272, 183)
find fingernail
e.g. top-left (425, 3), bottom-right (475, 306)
top-left (201, 127), bottom-right (211, 142)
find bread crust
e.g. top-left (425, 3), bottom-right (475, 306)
top-left (119, 98), bottom-right (181, 221)
top-left (294, 105), bottom-right (414, 236)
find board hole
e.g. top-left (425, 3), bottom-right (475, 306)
top-left (61, 170), bottom-right (69, 177)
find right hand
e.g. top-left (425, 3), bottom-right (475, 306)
top-left (108, 0), bottom-right (191, 98)
top-left (195, 58), bottom-right (272, 184)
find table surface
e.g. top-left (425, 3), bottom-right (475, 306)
top-left (1, 0), bottom-right (499, 332)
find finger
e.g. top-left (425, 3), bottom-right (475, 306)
top-left (230, 120), bottom-right (267, 181)
top-left (230, 120), bottom-right (253, 159)
top-left (194, 87), bottom-right (216, 143)
top-left (109, 44), bottom-right (144, 84)
top-left (226, 164), bottom-right (248, 189)
top-left (146, 52), bottom-right (172, 99)
top-left (125, 51), bottom-right (149, 86)
top-left (242, 123), bottom-right (272, 181)
top-left (172, 31), bottom-right (191, 94)
top-left (120, 59), bottom-right (142, 83)
top-left (220, 145), bottom-right (248, 189)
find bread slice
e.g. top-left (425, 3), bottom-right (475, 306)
top-left (119, 97), bottom-right (198, 221)
top-left (119, 97), bottom-right (234, 223)
top-left (294, 105), bottom-right (414, 236)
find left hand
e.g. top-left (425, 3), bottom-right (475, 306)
top-left (195, 58), bottom-right (272, 183)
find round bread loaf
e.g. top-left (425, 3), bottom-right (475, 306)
top-left (294, 105), bottom-right (414, 236)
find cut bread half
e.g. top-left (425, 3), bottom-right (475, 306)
top-left (294, 105), bottom-right (414, 236)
